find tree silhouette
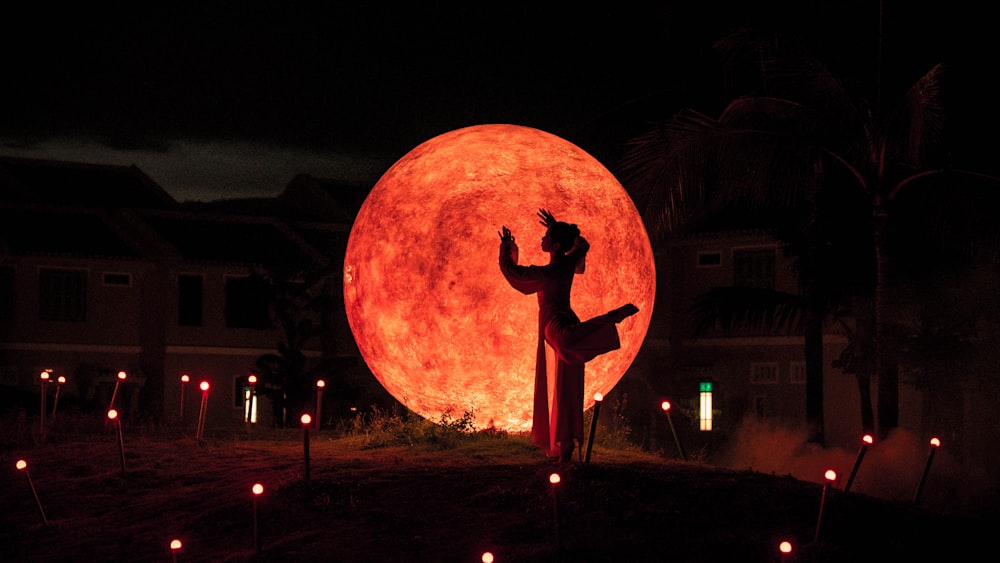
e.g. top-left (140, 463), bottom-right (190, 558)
top-left (620, 28), bottom-right (999, 442)
top-left (253, 265), bottom-right (335, 428)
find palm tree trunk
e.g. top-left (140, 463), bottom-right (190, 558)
top-left (874, 200), bottom-right (899, 439)
top-left (857, 372), bottom-right (875, 436)
top-left (802, 277), bottom-right (825, 446)
top-left (855, 311), bottom-right (877, 436)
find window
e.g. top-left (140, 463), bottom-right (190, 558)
top-left (790, 362), bottom-right (806, 384)
top-left (755, 395), bottom-right (768, 421)
top-left (0, 266), bottom-right (13, 320)
top-left (235, 374), bottom-right (258, 423)
top-left (699, 381), bottom-right (713, 431)
top-left (225, 275), bottom-right (270, 329)
top-left (178, 274), bottom-right (204, 327)
top-left (733, 248), bottom-right (775, 289)
top-left (39, 268), bottom-right (87, 321)
top-left (750, 362), bottom-right (779, 384)
top-left (697, 251), bottom-right (721, 267)
top-left (103, 272), bottom-right (131, 287)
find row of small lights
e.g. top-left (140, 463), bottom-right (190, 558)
top-left (17, 450), bottom-right (908, 561)
top-left (23, 376), bottom-right (943, 559)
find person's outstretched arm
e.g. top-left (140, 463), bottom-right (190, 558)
top-left (498, 225), bottom-right (518, 264)
top-left (498, 226), bottom-right (544, 294)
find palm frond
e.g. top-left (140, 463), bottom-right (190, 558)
top-left (887, 169), bottom-right (1000, 267)
top-left (618, 109), bottom-right (725, 238)
top-left (884, 63), bottom-right (947, 170)
top-left (619, 99), bottom-right (825, 242)
top-left (689, 286), bottom-right (804, 337)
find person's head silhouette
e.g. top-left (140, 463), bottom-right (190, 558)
top-left (546, 221), bottom-right (580, 253)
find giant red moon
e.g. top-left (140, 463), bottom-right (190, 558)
top-left (343, 124), bottom-right (655, 432)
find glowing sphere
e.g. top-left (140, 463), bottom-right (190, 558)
top-left (344, 124), bottom-right (655, 432)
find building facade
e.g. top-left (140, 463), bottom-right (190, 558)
top-left (0, 157), bottom-right (363, 435)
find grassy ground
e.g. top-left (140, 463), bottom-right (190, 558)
top-left (1, 413), bottom-right (997, 563)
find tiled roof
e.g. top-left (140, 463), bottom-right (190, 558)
top-left (0, 157), bottom-right (351, 271)
top-left (279, 174), bottom-right (368, 223)
top-left (137, 211), bottom-right (326, 271)
top-left (287, 222), bottom-right (350, 264)
top-left (0, 205), bottom-right (144, 259)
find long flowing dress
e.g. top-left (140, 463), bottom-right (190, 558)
top-left (498, 239), bottom-right (623, 456)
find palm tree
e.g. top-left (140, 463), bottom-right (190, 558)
top-left (254, 264), bottom-right (336, 427)
top-left (620, 29), bottom-right (999, 442)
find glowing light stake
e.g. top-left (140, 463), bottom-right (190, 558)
top-left (252, 483), bottom-right (264, 554)
top-left (844, 434), bottom-right (874, 493)
top-left (170, 539), bottom-right (182, 563)
top-left (50, 375), bottom-right (66, 426)
top-left (549, 472), bottom-right (561, 549)
top-left (585, 392), bottom-right (603, 464)
top-left (108, 409), bottom-right (126, 476)
top-left (660, 401), bottom-right (687, 461)
top-left (913, 437), bottom-right (941, 505)
top-left (16, 459), bottom-right (48, 526)
top-left (195, 381), bottom-right (210, 443)
top-left (109, 370), bottom-right (127, 410)
top-left (300, 414), bottom-right (312, 482)
top-left (39, 371), bottom-right (50, 443)
top-left (315, 379), bottom-right (325, 430)
top-left (179, 375), bottom-right (190, 426)
top-left (814, 469), bottom-right (837, 544)
top-left (778, 540), bottom-right (793, 562)
top-left (482, 552), bottom-right (494, 563)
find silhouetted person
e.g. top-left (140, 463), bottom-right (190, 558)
top-left (499, 208), bottom-right (638, 463)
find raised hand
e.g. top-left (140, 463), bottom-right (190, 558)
top-left (537, 208), bottom-right (557, 228)
top-left (498, 226), bottom-right (515, 243)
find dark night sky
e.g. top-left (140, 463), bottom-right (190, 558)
top-left (1, 1), bottom-right (994, 202)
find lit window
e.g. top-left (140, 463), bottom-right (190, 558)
top-left (699, 381), bottom-right (713, 431)
top-left (235, 375), bottom-right (258, 424)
